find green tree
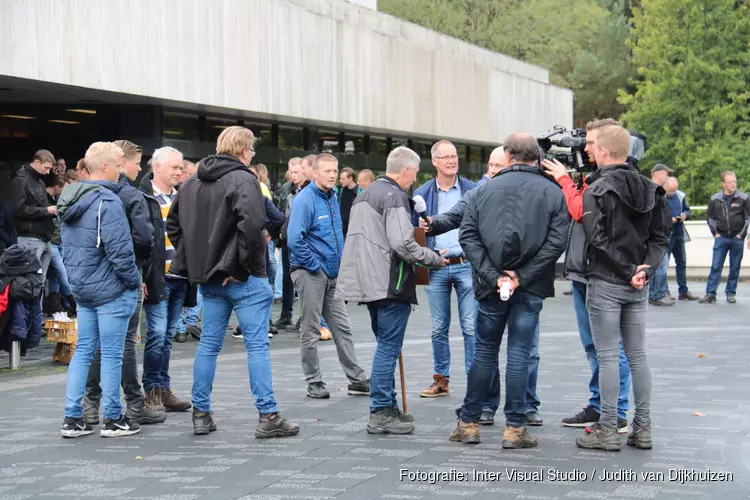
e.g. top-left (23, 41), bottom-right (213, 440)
top-left (379, 0), bottom-right (634, 126)
top-left (620, 0), bottom-right (750, 202)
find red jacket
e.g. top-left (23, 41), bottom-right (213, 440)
top-left (559, 174), bottom-right (588, 223)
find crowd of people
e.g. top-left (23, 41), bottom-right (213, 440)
top-left (0, 119), bottom-right (746, 451)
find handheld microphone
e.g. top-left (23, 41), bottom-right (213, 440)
top-left (413, 195), bottom-right (429, 227)
top-left (500, 281), bottom-right (511, 301)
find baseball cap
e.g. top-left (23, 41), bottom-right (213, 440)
top-left (651, 164), bottom-right (673, 174)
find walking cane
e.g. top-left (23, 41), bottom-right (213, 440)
top-left (398, 352), bottom-right (408, 413)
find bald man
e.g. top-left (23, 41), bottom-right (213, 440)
top-left (477, 147), bottom-right (506, 185)
top-left (663, 177), bottom-right (695, 300)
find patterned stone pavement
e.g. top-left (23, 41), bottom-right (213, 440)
top-left (1, 281), bottom-right (749, 500)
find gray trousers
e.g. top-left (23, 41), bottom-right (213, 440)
top-left (587, 277), bottom-right (651, 428)
top-left (17, 236), bottom-right (52, 286)
top-left (84, 287), bottom-right (145, 409)
top-left (291, 269), bottom-right (367, 384)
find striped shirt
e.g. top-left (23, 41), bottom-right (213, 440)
top-left (152, 184), bottom-right (184, 278)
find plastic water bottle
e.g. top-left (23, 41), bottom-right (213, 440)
top-left (500, 281), bottom-right (511, 301)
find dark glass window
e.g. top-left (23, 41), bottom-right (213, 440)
top-left (245, 121), bottom-right (273, 148)
top-left (317, 130), bottom-right (339, 153)
top-left (206, 117), bottom-right (236, 143)
top-left (369, 136), bottom-right (388, 156)
top-left (279, 126), bottom-right (303, 149)
top-left (163, 112), bottom-right (200, 141)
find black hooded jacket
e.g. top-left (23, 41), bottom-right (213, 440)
top-left (582, 164), bottom-right (671, 285)
top-left (139, 173), bottom-right (168, 305)
top-left (166, 155), bottom-right (267, 284)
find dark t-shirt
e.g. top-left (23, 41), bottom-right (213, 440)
top-left (339, 186), bottom-right (359, 237)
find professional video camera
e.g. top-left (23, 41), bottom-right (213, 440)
top-left (537, 125), bottom-right (648, 172)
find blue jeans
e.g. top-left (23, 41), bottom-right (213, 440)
top-left (192, 277), bottom-right (277, 413)
top-left (461, 292), bottom-right (541, 427)
top-left (266, 240), bottom-right (278, 296)
top-left (526, 323), bottom-right (540, 413)
top-left (424, 263), bottom-right (476, 378)
top-left (367, 300), bottom-right (412, 412)
top-left (648, 251), bottom-right (669, 301)
top-left (47, 243), bottom-right (72, 296)
top-left (706, 236), bottom-right (745, 296)
top-left (668, 233), bottom-right (689, 295)
top-left (274, 247), bottom-right (283, 299)
top-left (177, 289), bottom-right (203, 332)
top-left (572, 281), bottom-right (630, 419)
top-left (142, 279), bottom-right (187, 391)
top-left (65, 289), bottom-right (137, 420)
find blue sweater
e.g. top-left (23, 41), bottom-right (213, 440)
top-left (58, 181), bottom-right (141, 308)
top-left (287, 183), bottom-right (345, 278)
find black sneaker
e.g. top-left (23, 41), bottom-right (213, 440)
top-left (617, 417), bottom-right (628, 434)
top-left (286, 318), bottom-right (301, 333)
top-left (268, 320), bottom-right (278, 336)
top-left (562, 405), bottom-right (600, 428)
top-left (232, 327), bottom-right (243, 339)
top-left (306, 381), bottom-right (330, 399)
top-left (698, 294), bottom-right (717, 304)
top-left (186, 324), bottom-right (202, 340)
top-left (575, 422), bottom-right (621, 451)
top-left (274, 315), bottom-right (293, 330)
top-left (175, 331), bottom-right (188, 343)
top-left (347, 379), bottom-right (370, 395)
top-left (61, 417), bottom-right (95, 438)
top-left (100, 416), bottom-right (141, 438)
top-left (193, 410), bottom-right (218, 435)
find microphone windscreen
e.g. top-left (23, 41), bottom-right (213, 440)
top-left (413, 195), bottom-right (427, 213)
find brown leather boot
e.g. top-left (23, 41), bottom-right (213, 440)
top-left (449, 419), bottom-right (481, 444)
top-left (159, 387), bottom-right (192, 412)
top-left (145, 387), bottom-right (165, 412)
top-left (419, 374), bottom-right (449, 398)
top-left (502, 425), bottom-right (538, 449)
top-left (255, 412), bottom-right (300, 438)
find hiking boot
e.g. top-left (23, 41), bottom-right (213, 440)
top-left (347, 379), bottom-right (370, 396)
top-left (193, 410), bottom-right (218, 435)
top-left (126, 403), bottom-right (167, 425)
top-left (100, 416), bottom-right (141, 438)
top-left (562, 405), bottom-right (599, 428)
top-left (61, 417), bottom-right (95, 438)
top-left (366, 408), bottom-right (415, 435)
top-left (502, 425), bottom-right (538, 449)
top-left (575, 422), bottom-right (621, 451)
top-left (145, 387), bottom-right (165, 412)
top-left (274, 315), bottom-right (293, 330)
top-left (319, 327), bottom-right (332, 341)
top-left (449, 419), bottom-right (481, 444)
top-left (286, 318), bottom-right (301, 333)
top-left (175, 331), bottom-right (188, 343)
top-left (727, 294), bottom-right (737, 304)
top-left (160, 388), bottom-right (191, 412)
top-left (626, 421), bottom-right (652, 449)
top-left (307, 381), bottom-right (330, 399)
top-left (649, 297), bottom-right (674, 307)
top-left (390, 407), bottom-right (414, 423)
top-left (678, 291), bottom-right (698, 301)
top-left (256, 412), bottom-right (300, 438)
top-left (525, 411), bottom-right (543, 427)
top-left (698, 294), bottom-right (716, 304)
top-left (419, 374), bottom-right (449, 398)
top-left (187, 324), bottom-right (202, 340)
top-left (82, 397), bottom-right (100, 426)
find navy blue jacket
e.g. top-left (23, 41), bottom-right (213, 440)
top-left (112, 174), bottom-right (154, 267)
top-left (288, 183), bottom-right (345, 278)
top-left (58, 181), bottom-right (141, 308)
top-left (411, 175), bottom-right (477, 251)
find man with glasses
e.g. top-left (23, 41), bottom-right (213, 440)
top-left (412, 140), bottom-right (478, 402)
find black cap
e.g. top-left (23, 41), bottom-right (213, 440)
top-left (651, 164), bottom-right (673, 174)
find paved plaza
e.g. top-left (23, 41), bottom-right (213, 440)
top-left (0, 281), bottom-right (749, 500)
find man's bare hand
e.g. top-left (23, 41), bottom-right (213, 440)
top-left (419, 216), bottom-right (432, 229)
top-left (141, 283), bottom-right (148, 299)
top-left (47, 206), bottom-right (57, 215)
top-left (541, 159), bottom-right (567, 181)
top-left (222, 276), bottom-right (240, 287)
top-left (497, 270), bottom-right (520, 295)
top-left (715, 234), bottom-right (721, 239)
top-left (630, 265), bottom-right (650, 289)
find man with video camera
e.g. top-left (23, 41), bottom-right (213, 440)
top-left (542, 118), bottom-right (632, 435)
